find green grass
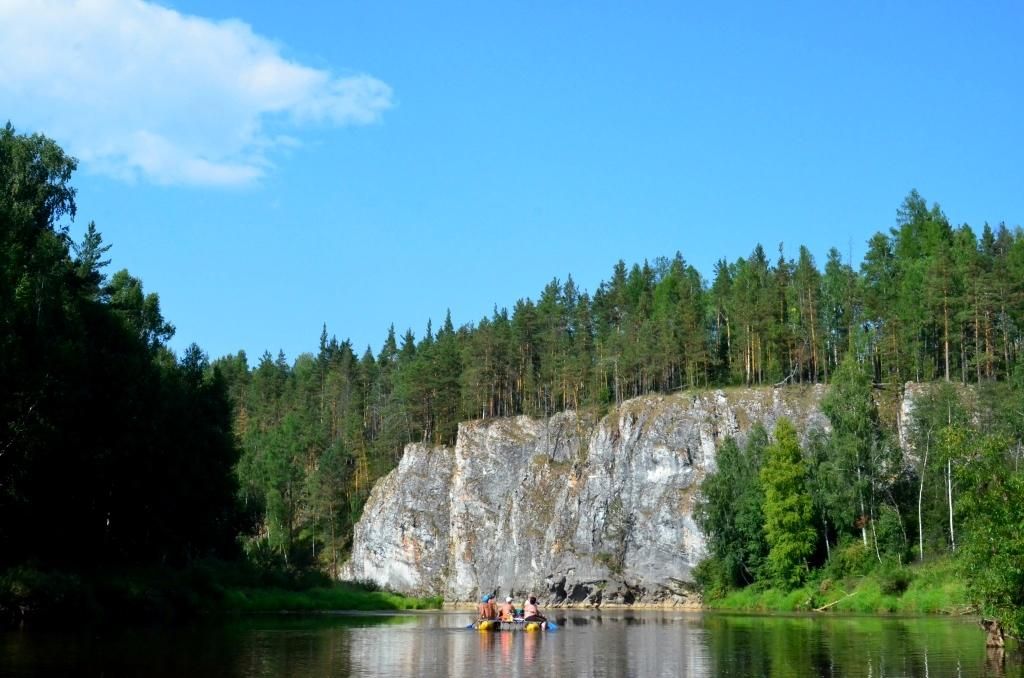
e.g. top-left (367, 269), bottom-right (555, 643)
top-left (220, 583), bottom-right (443, 613)
top-left (714, 585), bottom-right (818, 612)
top-left (707, 557), bottom-right (972, 616)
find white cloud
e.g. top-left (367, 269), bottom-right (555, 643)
top-left (0, 0), bottom-right (392, 186)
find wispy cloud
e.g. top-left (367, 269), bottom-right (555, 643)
top-left (0, 0), bottom-right (392, 187)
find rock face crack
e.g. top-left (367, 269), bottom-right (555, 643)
top-left (342, 387), bottom-right (831, 605)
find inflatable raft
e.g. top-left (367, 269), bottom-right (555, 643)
top-left (476, 619), bottom-right (549, 632)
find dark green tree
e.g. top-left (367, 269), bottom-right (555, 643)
top-left (695, 426), bottom-right (769, 591)
top-left (761, 419), bottom-right (815, 587)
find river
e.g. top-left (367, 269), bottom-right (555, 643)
top-left (1, 610), bottom-right (1018, 677)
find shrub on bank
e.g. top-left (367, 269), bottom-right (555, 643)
top-left (704, 556), bottom-right (971, 616)
top-left (0, 568), bottom-right (98, 624)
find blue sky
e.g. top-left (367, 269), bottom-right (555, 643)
top-left (2, 1), bottom-right (1022, 362)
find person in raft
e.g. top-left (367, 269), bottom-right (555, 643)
top-left (523, 595), bottom-right (546, 623)
top-left (497, 596), bottom-right (517, 621)
top-left (477, 594), bottom-right (497, 620)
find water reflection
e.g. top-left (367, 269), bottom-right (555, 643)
top-left (2, 610), bottom-right (1023, 677)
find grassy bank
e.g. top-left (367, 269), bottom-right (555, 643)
top-left (221, 583), bottom-right (442, 613)
top-left (707, 557), bottom-right (972, 615)
top-left (0, 561), bottom-right (442, 627)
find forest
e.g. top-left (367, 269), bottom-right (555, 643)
top-left (3, 125), bottom-right (1024, 629)
top-left (220, 188), bottom-right (1024, 579)
top-left (0, 124), bottom-right (238, 571)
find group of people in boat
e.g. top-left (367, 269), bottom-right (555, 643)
top-left (477, 593), bottom-right (546, 623)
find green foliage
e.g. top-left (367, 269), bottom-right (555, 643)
top-left (877, 563), bottom-right (914, 596)
top-left (709, 556), bottom-right (969, 615)
top-left (874, 504), bottom-right (911, 564)
top-left (956, 434), bottom-right (1024, 636)
top-left (218, 187), bottom-right (1024, 577)
top-left (821, 541), bottom-right (874, 579)
top-left (0, 560), bottom-right (441, 625)
top-left (0, 125), bottom-right (240, 572)
top-left (692, 558), bottom-right (730, 601)
top-left (695, 428), bottom-right (769, 587)
top-left (907, 383), bottom-right (971, 557)
top-left (221, 584), bottom-right (443, 613)
top-left (712, 584), bottom-right (816, 612)
top-left (815, 355), bottom-right (910, 565)
top-left (761, 419), bottom-right (816, 587)
top-left (0, 567), bottom-right (96, 624)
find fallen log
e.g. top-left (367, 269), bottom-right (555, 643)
top-left (814, 591), bottom-right (857, 612)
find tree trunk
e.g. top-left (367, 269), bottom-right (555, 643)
top-left (822, 511), bottom-right (831, 561)
top-left (858, 467), bottom-right (868, 547)
top-left (947, 457), bottom-right (955, 553)
top-left (745, 328), bottom-right (751, 385)
top-left (871, 512), bottom-right (882, 564)
top-left (724, 312), bottom-right (732, 374)
top-left (1001, 303), bottom-right (1010, 377)
top-left (975, 294), bottom-right (982, 385)
top-left (918, 433), bottom-right (929, 561)
top-left (809, 295), bottom-right (819, 383)
top-left (943, 293), bottom-right (950, 382)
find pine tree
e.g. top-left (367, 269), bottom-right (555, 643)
top-left (761, 419), bottom-right (815, 587)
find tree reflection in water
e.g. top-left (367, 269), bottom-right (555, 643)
top-left (3, 611), bottom-right (1022, 677)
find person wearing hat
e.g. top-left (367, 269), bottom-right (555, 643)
top-left (477, 593), bottom-right (497, 621)
top-left (497, 595), bottom-right (516, 621)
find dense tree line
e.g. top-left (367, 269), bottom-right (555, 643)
top-left (695, 355), bottom-right (1024, 632)
top-left (0, 124), bottom-right (239, 569)
top-left (224, 189), bottom-right (1024, 575)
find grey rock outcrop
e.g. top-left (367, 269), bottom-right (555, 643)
top-left (342, 386), bottom-right (830, 606)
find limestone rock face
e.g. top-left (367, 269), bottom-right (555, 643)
top-left (342, 386), bottom-right (830, 605)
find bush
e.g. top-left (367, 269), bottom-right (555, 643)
top-left (823, 541), bottom-right (873, 580)
top-left (692, 558), bottom-right (730, 601)
top-left (0, 567), bottom-right (97, 624)
top-left (878, 564), bottom-right (913, 596)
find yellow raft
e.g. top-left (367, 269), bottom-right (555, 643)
top-left (476, 620), bottom-right (547, 632)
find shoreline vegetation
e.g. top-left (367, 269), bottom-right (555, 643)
top-left (0, 562), bottom-right (442, 627)
top-left (704, 556), bottom-right (972, 617)
top-left (0, 561), bottom-right (972, 627)
top-left (222, 586), bottom-right (443, 614)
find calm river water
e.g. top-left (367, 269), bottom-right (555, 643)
top-left (1, 610), bottom-right (1019, 677)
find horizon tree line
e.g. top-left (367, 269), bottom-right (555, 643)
top-left (221, 189), bottom-right (1024, 570)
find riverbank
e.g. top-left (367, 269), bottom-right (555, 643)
top-left (705, 557), bottom-right (973, 615)
top-left (0, 561), bottom-right (442, 627)
top-left (222, 584), bottom-right (442, 613)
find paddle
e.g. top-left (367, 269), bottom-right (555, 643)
top-left (545, 620), bottom-right (559, 630)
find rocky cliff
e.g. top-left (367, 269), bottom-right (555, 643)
top-left (342, 386), bottom-right (831, 606)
